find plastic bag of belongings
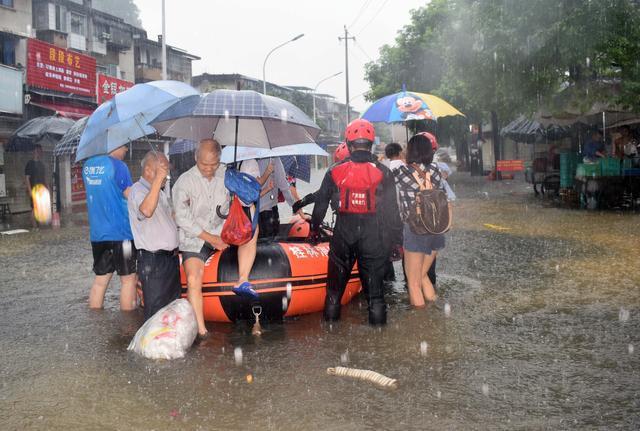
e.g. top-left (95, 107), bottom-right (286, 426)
top-left (128, 299), bottom-right (198, 360)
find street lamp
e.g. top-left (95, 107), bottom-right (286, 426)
top-left (312, 71), bottom-right (343, 124)
top-left (262, 33), bottom-right (305, 95)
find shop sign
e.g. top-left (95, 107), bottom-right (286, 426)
top-left (496, 160), bottom-right (525, 172)
top-left (0, 65), bottom-right (23, 115)
top-left (71, 163), bottom-right (86, 202)
top-left (26, 38), bottom-right (96, 98)
top-left (97, 74), bottom-right (134, 104)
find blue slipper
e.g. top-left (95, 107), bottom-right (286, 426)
top-left (232, 281), bottom-right (259, 301)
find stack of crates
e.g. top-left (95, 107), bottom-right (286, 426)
top-left (560, 153), bottom-right (580, 188)
top-left (600, 157), bottom-right (621, 177)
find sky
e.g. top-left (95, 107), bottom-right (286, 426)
top-left (134, 0), bottom-right (427, 113)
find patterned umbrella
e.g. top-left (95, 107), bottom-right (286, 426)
top-left (168, 138), bottom-right (197, 155)
top-left (280, 155), bottom-right (311, 183)
top-left (361, 90), bottom-right (464, 123)
top-left (54, 116), bottom-right (89, 156)
top-left (151, 89), bottom-right (320, 152)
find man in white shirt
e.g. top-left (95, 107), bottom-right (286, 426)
top-left (173, 139), bottom-right (258, 338)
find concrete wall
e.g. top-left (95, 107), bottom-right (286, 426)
top-left (0, 0), bottom-right (32, 37)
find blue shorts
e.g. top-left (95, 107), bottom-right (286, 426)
top-left (403, 224), bottom-right (445, 255)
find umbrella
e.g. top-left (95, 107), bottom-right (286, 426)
top-left (219, 143), bottom-right (326, 165)
top-left (54, 116), bottom-right (89, 156)
top-left (361, 90), bottom-right (464, 123)
top-left (6, 116), bottom-right (75, 151)
top-left (168, 138), bottom-right (197, 155)
top-left (76, 80), bottom-right (199, 162)
top-left (501, 116), bottom-right (571, 143)
top-left (151, 89), bottom-right (321, 155)
top-left (281, 155), bottom-right (311, 183)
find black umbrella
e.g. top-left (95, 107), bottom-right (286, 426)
top-left (6, 116), bottom-right (75, 152)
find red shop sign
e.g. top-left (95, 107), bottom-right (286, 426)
top-left (71, 163), bottom-right (86, 202)
top-left (97, 74), bottom-right (134, 104)
top-left (27, 38), bottom-right (96, 98)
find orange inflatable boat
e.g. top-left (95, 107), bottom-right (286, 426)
top-left (139, 219), bottom-right (362, 322)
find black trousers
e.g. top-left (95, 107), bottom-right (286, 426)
top-left (137, 249), bottom-right (181, 320)
top-left (259, 206), bottom-right (280, 239)
top-left (324, 220), bottom-right (387, 325)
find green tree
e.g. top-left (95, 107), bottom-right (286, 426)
top-left (93, 0), bottom-right (142, 27)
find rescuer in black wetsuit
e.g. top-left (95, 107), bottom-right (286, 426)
top-left (310, 119), bottom-right (402, 325)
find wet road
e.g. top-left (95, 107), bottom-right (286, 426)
top-left (1, 171), bottom-right (639, 430)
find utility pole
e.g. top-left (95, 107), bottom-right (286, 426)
top-left (161, 0), bottom-right (167, 80)
top-left (338, 25), bottom-right (355, 125)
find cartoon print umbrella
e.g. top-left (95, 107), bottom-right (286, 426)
top-left (361, 90), bottom-right (464, 123)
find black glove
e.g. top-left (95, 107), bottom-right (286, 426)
top-left (292, 193), bottom-right (315, 213)
top-left (309, 228), bottom-right (321, 245)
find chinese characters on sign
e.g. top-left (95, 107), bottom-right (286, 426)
top-left (26, 39), bottom-right (96, 98)
top-left (284, 244), bottom-right (330, 260)
top-left (496, 160), bottom-right (525, 172)
top-left (97, 74), bottom-right (134, 104)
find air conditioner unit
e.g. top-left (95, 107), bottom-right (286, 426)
top-left (101, 32), bottom-right (111, 41)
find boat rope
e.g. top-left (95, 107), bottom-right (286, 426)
top-left (251, 305), bottom-right (262, 336)
top-left (327, 366), bottom-right (398, 389)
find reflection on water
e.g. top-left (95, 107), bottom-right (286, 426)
top-left (1, 173), bottom-right (639, 429)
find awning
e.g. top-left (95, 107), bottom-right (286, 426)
top-left (29, 101), bottom-right (94, 120)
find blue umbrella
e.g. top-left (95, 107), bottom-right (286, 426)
top-left (151, 89), bottom-right (320, 151)
top-left (75, 80), bottom-right (199, 162)
top-left (280, 155), bottom-right (311, 183)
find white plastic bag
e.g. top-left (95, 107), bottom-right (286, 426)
top-left (127, 299), bottom-right (198, 360)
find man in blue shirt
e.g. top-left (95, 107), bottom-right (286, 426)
top-left (83, 144), bottom-right (137, 311)
top-left (583, 129), bottom-right (606, 162)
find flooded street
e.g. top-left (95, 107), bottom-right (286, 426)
top-left (1, 171), bottom-right (639, 430)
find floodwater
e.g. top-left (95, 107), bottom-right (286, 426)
top-left (1, 171), bottom-right (639, 430)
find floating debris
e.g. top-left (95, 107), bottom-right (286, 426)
top-left (327, 366), bottom-right (398, 389)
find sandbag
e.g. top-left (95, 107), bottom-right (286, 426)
top-left (127, 299), bottom-right (197, 360)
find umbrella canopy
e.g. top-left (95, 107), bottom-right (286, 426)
top-left (219, 143), bottom-right (326, 165)
top-left (6, 116), bottom-right (75, 152)
top-left (151, 89), bottom-right (321, 148)
top-left (281, 155), bottom-right (312, 183)
top-left (361, 91), bottom-right (464, 123)
top-left (54, 116), bottom-right (89, 156)
top-left (76, 80), bottom-right (199, 162)
top-left (501, 116), bottom-right (572, 143)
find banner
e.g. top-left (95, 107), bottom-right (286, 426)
top-left (97, 74), bottom-right (134, 104)
top-left (71, 164), bottom-right (86, 202)
top-left (26, 39), bottom-right (96, 98)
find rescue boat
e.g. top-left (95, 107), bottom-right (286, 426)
top-left (139, 218), bottom-right (362, 322)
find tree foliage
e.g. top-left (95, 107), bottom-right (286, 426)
top-left (365, 0), bottom-right (640, 124)
top-left (92, 0), bottom-right (142, 27)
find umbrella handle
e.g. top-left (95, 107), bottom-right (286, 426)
top-left (216, 204), bottom-right (228, 219)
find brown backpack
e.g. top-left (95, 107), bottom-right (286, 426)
top-left (407, 164), bottom-right (451, 235)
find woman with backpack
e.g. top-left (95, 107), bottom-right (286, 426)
top-left (394, 132), bottom-right (454, 307)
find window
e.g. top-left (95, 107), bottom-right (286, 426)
top-left (70, 12), bottom-right (85, 36)
top-left (0, 35), bottom-right (16, 65)
top-left (0, 0), bottom-right (14, 9)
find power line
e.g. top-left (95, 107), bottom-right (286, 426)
top-left (353, 40), bottom-right (374, 62)
top-left (348, 0), bottom-right (375, 30)
top-left (354, 0), bottom-right (391, 36)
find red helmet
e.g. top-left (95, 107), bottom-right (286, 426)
top-left (418, 132), bottom-right (438, 150)
top-left (345, 119), bottom-right (375, 144)
top-left (333, 142), bottom-right (350, 162)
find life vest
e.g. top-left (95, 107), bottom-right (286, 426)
top-left (331, 160), bottom-right (384, 214)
